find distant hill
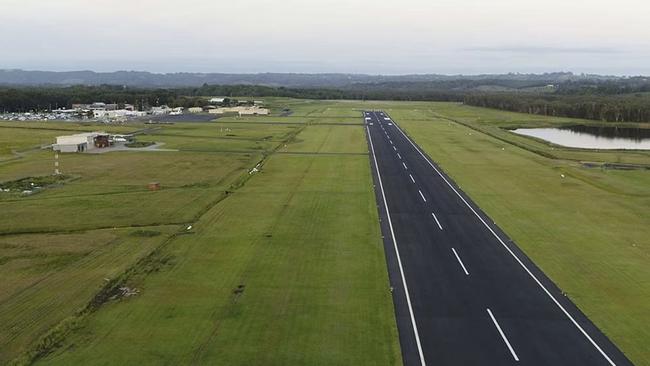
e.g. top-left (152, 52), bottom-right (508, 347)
top-left (0, 70), bottom-right (619, 88)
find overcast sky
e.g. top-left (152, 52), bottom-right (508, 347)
top-left (1, 0), bottom-right (649, 75)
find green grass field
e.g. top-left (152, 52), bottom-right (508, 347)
top-left (36, 153), bottom-right (400, 366)
top-left (0, 110), bottom-right (401, 365)
top-left (0, 226), bottom-right (178, 363)
top-left (1, 99), bottom-right (648, 365)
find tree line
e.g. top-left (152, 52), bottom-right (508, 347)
top-left (1, 82), bottom-right (650, 122)
top-left (463, 93), bottom-right (650, 123)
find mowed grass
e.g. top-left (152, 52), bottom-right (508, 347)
top-left (150, 122), bottom-right (300, 142)
top-left (392, 107), bottom-right (650, 365)
top-left (0, 128), bottom-right (62, 160)
top-left (0, 123), bottom-right (296, 233)
top-left (0, 119), bottom-right (293, 362)
top-left (0, 151), bottom-right (258, 233)
top-left (0, 226), bottom-right (178, 364)
top-left (283, 124), bottom-right (368, 154)
top-left (36, 124), bottom-right (401, 365)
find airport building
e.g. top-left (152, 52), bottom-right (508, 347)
top-left (208, 106), bottom-right (270, 116)
top-left (53, 132), bottom-right (111, 153)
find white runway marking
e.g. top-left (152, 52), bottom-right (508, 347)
top-left (393, 146), bottom-right (397, 151)
top-left (389, 115), bottom-right (617, 366)
top-left (409, 174), bottom-right (415, 183)
top-left (431, 212), bottom-right (443, 230)
top-left (365, 121), bottom-right (427, 366)
top-left (397, 153), bottom-right (402, 159)
top-left (451, 248), bottom-right (469, 275)
top-left (402, 162), bottom-right (408, 170)
top-left (487, 308), bottom-right (519, 361)
top-left (418, 190), bottom-right (427, 202)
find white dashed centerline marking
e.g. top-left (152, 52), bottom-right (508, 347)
top-left (397, 153), bottom-right (402, 159)
top-left (393, 146), bottom-right (397, 151)
top-left (409, 174), bottom-right (415, 183)
top-left (402, 162), bottom-right (408, 170)
top-left (365, 119), bottom-right (427, 366)
top-left (418, 190), bottom-right (427, 202)
top-left (487, 308), bottom-right (520, 362)
top-left (431, 212), bottom-right (443, 230)
top-left (451, 247), bottom-right (469, 275)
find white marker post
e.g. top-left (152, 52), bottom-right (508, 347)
top-left (54, 153), bottom-right (60, 175)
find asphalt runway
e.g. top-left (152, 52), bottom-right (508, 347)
top-left (364, 111), bottom-right (632, 366)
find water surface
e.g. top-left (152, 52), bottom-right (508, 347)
top-left (511, 125), bottom-right (650, 150)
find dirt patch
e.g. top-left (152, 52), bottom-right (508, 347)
top-left (129, 230), bottom-right (162, 238)
top-left (0, 174), bottom-right (71, 197)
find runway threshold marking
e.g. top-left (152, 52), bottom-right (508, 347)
top-left (418, 190), bottom-right (427, 202)
top-left (365, 120), bottom-right (427, 366)
top-left (388, 113), bottom-right (617, 366)
top-left (431, 212), bottom-right (443, 230)
top-left (487, 308), bottom-right (520, 362)
top-left (451, 247), bottom-right (469, 275)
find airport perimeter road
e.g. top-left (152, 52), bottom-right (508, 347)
top-left (364, 111), bottom-right (632, 366)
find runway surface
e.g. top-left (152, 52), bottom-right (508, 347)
top-left (364, 111), bottom-right (632, 366)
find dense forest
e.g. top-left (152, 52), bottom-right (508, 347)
top-left (1, 76), bottom-right (650, 122)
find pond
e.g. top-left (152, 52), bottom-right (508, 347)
top-left (511, 125), bottom-right (650, 150)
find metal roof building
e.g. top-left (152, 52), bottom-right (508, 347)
top-left (53, 132), bottom-right (110, 153)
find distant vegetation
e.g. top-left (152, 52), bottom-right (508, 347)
top-left (0, 70), bottom-right (601, 88)
top-left (1, 73), bottom-right (650, 122)
top-left (463, 93), bottom-right (650, 122)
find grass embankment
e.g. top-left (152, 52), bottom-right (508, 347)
top-left (382, 103), bottom-right (649, 365)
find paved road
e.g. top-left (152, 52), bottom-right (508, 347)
top-left (364, 111), bottom-right (632, 366)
